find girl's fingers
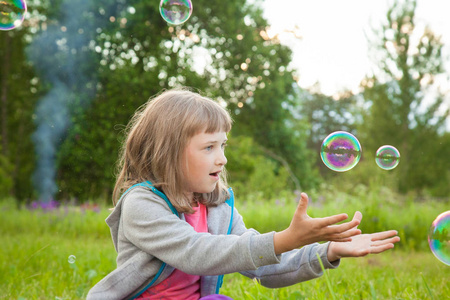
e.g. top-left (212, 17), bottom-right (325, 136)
top-left (370, 230), bottom-right (399, 241)
top-left (369, 243), bottom-right (395, 254)
top-left (295, 193), bottom-right (309, 215)
top-left (326, 218), bottom-right (361, 233)
top-left (352, 211), bottom-right (363, 223)
top-left (319, 213), bottom-right (350, 227)
top-left (323, 228), bottom-right (361, 241)
top-left (329, 228), bottom-right (361, 240)
top-left (371, 236), bottom-right (401, 247)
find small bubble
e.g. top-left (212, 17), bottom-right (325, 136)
top-left (68, 255), bottom-right (76, 264)
top-left (159, 0), bottom-right (193, 25)
top-left (375, 145), bottom-right (400, 170)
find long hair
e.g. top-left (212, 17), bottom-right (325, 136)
top-left (113, 88), bottom-right (233, 213)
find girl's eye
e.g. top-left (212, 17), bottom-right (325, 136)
top-left (206, 146), bottom-right (213, 151)
top-left (221, 143), bottom-right (227, 149)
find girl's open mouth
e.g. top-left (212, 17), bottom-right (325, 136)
top-left (209, 172), bottom-right (220, 179)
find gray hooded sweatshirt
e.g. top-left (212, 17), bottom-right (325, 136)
top-left (87, 182), bottom-right (339, 299)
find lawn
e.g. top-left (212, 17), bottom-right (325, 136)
top-left (1, 191), bottom-right (448, 299)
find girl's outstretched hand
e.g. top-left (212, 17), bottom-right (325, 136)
top-left (273, 193), bottom-right (362, 255)
top-left (326, 211), bottom-right (401, 261)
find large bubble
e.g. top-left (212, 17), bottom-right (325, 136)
top-left (375, 145), bottom-right (400, 170)
top-left (159, 0), bottom-right (193, 25)
top-left (428, 211), bottom-right (450, 266)
top-left (0, 0), bottom-right (27, 31)
top-left (320, 131), bottom-right (362, 172)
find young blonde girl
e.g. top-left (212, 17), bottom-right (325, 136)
top-left (87, 88), bottom-right (400, 300)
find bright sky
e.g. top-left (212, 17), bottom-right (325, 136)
top-left (262, 0), bottom-right (450, 97)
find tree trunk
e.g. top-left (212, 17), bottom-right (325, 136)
top-left (1, 33), bottom-right (11, 155)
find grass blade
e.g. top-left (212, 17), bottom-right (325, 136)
top-left (316, 252), bottom-right (336, 300)
top-left (421, 273), bottom-right (435, 300)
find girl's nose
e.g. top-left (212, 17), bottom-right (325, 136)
top-left (216, 150), bottom-right (227, 166)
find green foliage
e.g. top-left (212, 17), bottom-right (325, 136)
top-left (322, 152), bottom-right (400, 194)
top-left (292, 86), bottom-right (361, 178)
top-left (226, 135), bottom-right (293, 200)
top-left (233, 80), bottom-right (320, 191)
top-left (1, 0), bottom-right (448, 204)
top-left (0, 6), bottom-right (42, 200)
top-left (52, 0), bottom-right (312, 201)
top-left (360, 0), bottom-right (450, 196)
top-left (246, 157), bottom-right (291, 198)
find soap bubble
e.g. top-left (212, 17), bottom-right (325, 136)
top-left (320, 131), bottom-right (362, 172)
top-left (375, 145), bottom-right (400, 170)
top-left (0, 0), bottom-right (27, 31)
top-left (428, 211), bottom-right (450, 266)
top-left (159, 0), bottom-right (192, 25)
top-left (68, 255), bottom-right (76, 264)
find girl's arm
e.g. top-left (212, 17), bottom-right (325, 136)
top-left (239, 242), bottom-right (339, 288)
top-left (273, 192), bottom-right (361, 254)
top-left (121, 189), bottom-right (281, 275)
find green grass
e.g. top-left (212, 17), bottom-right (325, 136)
top-left (1, 192), bottom-right (449, 299)
top-left (221, 251), bottom-right (449, 299)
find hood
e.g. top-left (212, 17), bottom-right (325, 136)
top-left (105, 197), bottom-right (124, 253)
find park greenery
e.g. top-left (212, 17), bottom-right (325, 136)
top-left (0, 0), bottom-right (449, 203)
top-left (1, 0), bottom-right (449, 297)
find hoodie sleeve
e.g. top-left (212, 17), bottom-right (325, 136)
top-left (228, 206), bottom-right (340, 287)
top-left (120, 188), bottom-right (281, 276)
top-left (239, 242), bottom-right (340, 288)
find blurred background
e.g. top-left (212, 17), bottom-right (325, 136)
top-left (1, 0), bottom-right (449, 205)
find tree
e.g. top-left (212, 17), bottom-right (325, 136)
top-left (292, 85), bottom-right (360, 176)
top-left (0, 0), bottom-right (49, 201)
top-left (360, 0), bottom-right (449, 195)
top-left (0, 141), bottom-right (13, 196)
top-left (55, 0), bottom-right (316, 200)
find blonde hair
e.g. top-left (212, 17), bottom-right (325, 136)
top-left (113, 88), bottom-right (233, 213)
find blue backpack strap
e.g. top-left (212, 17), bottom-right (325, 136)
top-left (143, 181), bottom-right (179, 217)
top-left (225, 187), bottom-right (234, 234)
top-left (216, 187), bottom-right (235, 293)
top-left (124, 180), bottom-right (179, 217)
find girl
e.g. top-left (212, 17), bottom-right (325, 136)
top-left (87, 88), bottom-right (400, 300)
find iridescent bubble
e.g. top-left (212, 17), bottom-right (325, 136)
top-left (428, 211), bottom-right (450, 266)
top-left (320, 131), bottom-right (362, 172)
top-left (375, 145), bottom-right (400, 170)
top-left (0, 0), bottom-right (27, 31)
top-left (159, 0), bottom-right (192, 25)
top-left (68, 255), bottom-right (76, 264)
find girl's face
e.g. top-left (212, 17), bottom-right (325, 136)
top-left (182, 131), bottom-right (228, 199)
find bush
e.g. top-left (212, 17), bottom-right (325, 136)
top-left (226, 135), bottom-right (293, 200)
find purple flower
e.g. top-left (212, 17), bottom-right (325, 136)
top-left (28, 199), bottom-right (60, 211)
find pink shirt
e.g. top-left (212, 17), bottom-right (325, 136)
top-left (136, 203), bottom-right (208, 300)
